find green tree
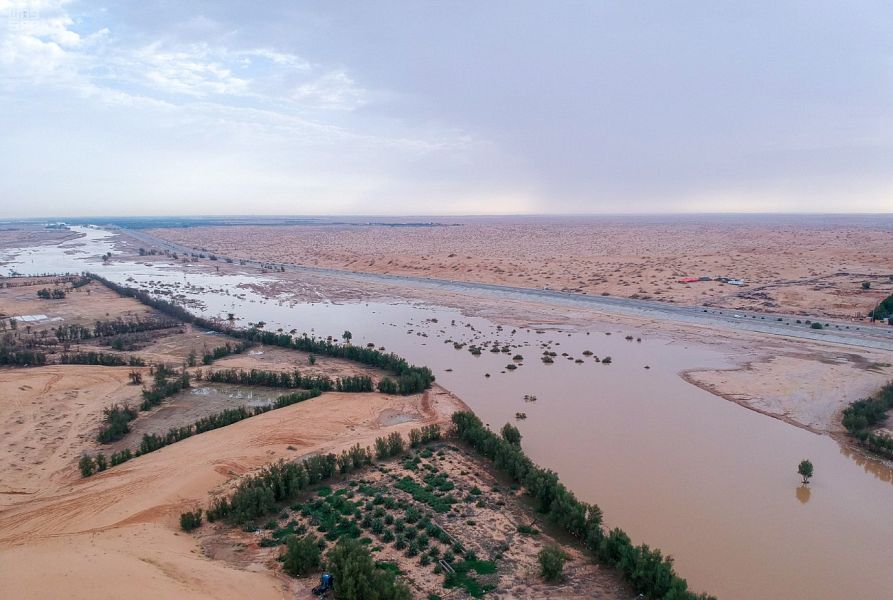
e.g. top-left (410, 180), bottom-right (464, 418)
top-left (282, 535), bottom-right (321, 577)
top-left (798, 459), bottom-right (814, 484)
top-left (501, 423), bottom-right (522, 446)
top-left (538, 545), bottom-right (567, 582)
top-left (180, 508), bottom-right (203, 531)
top-left (326, 538), bottom-right (410, 600)
top-left (342, 330), bottom-right (353, 344)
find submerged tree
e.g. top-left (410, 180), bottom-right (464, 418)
top-left (798, 459), bottom-right (814, 484)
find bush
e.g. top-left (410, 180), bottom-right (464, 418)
top-left (500, 423), bottom-right (521, 446)
top-left (78, 454), bottom-right (95, 477)
top-left (810, 322), bottom-right (824, 330)
top-left (282, 535), bottom-right (321, 576)
top-left (538, 545), bottom-right (567, 582)
top-left (180, 509), bottom-right (203, 531)
top-left (326, 538), bottom-right (411, 600)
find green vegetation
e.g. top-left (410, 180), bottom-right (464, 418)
top-left (0, 346), bottom-right (46, 366)
top-left (282, 534), bottom-right (321, 576)
top-left (79, 453), bottom-right (96, 477)
top-left (394, 476), bottom-right (456, 513)
top-left (500, 423), bottom-right (521, 446)
top-left (97, 404), bottom-right (138, 443)
top-left (870, 293), bottom-right (893, 323)
top-left (443, 559), bottom-right (497, 598)
top-left (179, 509), bottom-right (203, 531)
top-left (797, 460), bottom-right (814, 485)
top-left (452, 411), bottom-right (714, 600)
top-left (538, 545), bottom-right (567, 582)
top-left (841, 382), bottom-right (893, 459)
top-left (203, 367), bottom-right (335, 391)
top-left (326, 538), bottom-right (411, 600)
top-left (140, 364), bottom-right (190, 411)
top-left (60, 351), bottom-right (145, 367)
top-left (202, 341), bottom-right (253, 364)
top-left (36, 288), bottom-right (66, 299)
top-left (810, 322), bottom-right (824, 330)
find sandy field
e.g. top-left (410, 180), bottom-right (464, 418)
top-left (148, 215), bottom-right (893, 319)
top-left (0, 365), bottom-right (464, 599)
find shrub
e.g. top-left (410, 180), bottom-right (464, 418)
top-left (282, 535), bottom-right (321, 576)
top-left (78, 454), bottom-right (95, 477)
top-left (538, 545), bottom-right (567, 582)
top-left (180, 509), bottom-right (203, 531)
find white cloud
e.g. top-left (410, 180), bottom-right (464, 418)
top-left (292, 69), bottom-right (367, 110)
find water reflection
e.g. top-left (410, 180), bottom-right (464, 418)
top-left (839, 443), bottom-right (893, 485)
top-left (796, 485), bottom-right (811, 504)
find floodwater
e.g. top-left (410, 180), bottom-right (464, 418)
top-left (3, 227), bottom-right (893, 599)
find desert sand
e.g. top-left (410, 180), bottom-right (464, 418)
top-left (148, 215), bottom-right (893, 319)
top-left (0, 277), bottom-right (471, 599)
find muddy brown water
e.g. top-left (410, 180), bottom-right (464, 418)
top-left (4, 227), bottom-right (893, 599)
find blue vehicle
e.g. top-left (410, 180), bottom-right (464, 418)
top-left (312, 572), bottom-right (334, 596)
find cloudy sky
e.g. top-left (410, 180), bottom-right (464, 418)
top-left (1, 1), bottom-right (891, 217)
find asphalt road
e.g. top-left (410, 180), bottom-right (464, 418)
top-left (118, 227), bottom-right (893, 352)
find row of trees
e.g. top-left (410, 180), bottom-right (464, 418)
top-left (203, 367), bottom-right (335, 391)
top-left (841, 382), bottom-right (893, 459)
top-left (60, 351), bottom-right (145, 367)
top-left (81, 389), bottom-right (323, 476)
top-left (202, 341), bottom-right (253, 365)
top-left (36, 288), bottom-right (66, 299)
top-left (86, 273), bottom-right (435, 395)
top-left (451, 411), bottom-right (714, 600)
top-left (54, 316), bottom-right (179, 343)
top-left (0, 346), bottom-right (46, 365)
top-left (201, 427), bottom-right (435, 525)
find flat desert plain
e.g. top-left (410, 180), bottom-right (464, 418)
top-left (149, 215), bottom-right (893, 320)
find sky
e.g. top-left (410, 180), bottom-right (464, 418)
top-left (1, 0), bottom-right (891, 217)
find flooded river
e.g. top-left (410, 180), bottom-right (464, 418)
top-left (4, 227), bottom-right (893, 599)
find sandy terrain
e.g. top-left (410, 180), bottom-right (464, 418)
top-left (0, 362), bottom-right (466, 598)
top-left (148, 216), bottom-right (893, 319)
top-left (0, 275), bottom-right (477, 599)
